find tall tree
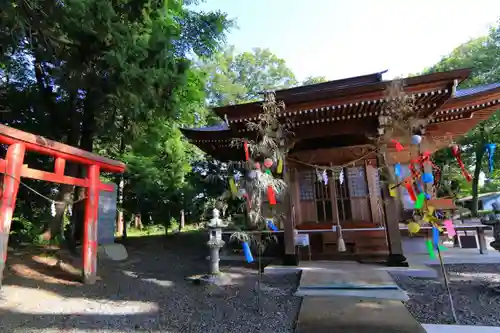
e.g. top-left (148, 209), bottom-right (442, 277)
top-left (198, 46), bottom-right (297, 107)
top-left (424, 20), bottom-right (500, 215)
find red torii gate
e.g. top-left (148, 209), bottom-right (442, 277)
top-left (0, 124), bottom-right (126, 287)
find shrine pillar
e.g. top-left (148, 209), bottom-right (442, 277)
top-left (378, 148), bottom-right (407, 267)
top-left (83, 164), bottom-right (100, 284)
top-left (283, 161), bottom-right (297, 265)
top-left (0, 143), bottom-right (26, 287)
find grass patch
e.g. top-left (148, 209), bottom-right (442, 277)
top-left (119, 224), bottom-right (204, 238)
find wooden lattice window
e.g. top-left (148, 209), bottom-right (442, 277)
top-left (334, 166), bottom-right (371, 222)
top-left (314, 171), bottom-right (333, 222)
top-left (299, 171), bottom-right (315, 201)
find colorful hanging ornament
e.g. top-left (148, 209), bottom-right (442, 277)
top-left (391, 139), bottom-right (404, 152)
top-left (267, 185), bottom-right (277, 205)
top-left (426, 239), bottom-right (436, 259)
top-left (389, 184), bottom-right (398, 197)
top-left (451, 144), bottom-right (472, 182)
top-left (432, 226), bottom-right (440, 249)
top-left (394, 163), bottom-right (402, 178)
top-left (243, 140), bottom-right (250, 161)
top-left (229, 177), bottom-right (238, 197)
top-left (443, 219), bottom-right (456, 238)
top-left (486, 143), bottom-right (496, 173)
top-left (403, 178), bottom-right (417, 202)
top-left (248, 170), bottom-right (257, 179)
top-left (411, 134), bottom-right (422, 145)
top-left (255, 162), bottom-right (261, 170)
top-left (242, 242), bottom-right (254, 263)
top-left (265, 169), bottom-right (272, 175)
top-left (277, 158), bottom-right (283, 174)
top-left (422, 172), bottom-right (434, 184)
top-left (263, 158), bottom-right (274, 169)
top-left (414, 192), bottom-right (426, 209)
top-left (266, 218), bottom-right (279, 232)
top-left (407, 221), bottom-right (421, 234)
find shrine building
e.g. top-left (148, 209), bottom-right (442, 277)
top-left (181, 69), bottom-right (500, 266)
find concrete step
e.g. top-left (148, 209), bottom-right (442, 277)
top-left (297, 296), bottom-right (426, 333)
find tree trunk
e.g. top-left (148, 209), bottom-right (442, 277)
top-left (471, 141), bottom-right (486, 217)
top-left (115, 118), bottom-right (128, 238)
top-left (42, 91), bottom-right (81, 242)
top-left (180, 209), bottom-right (185, 231)
top-left (70, 90), bottom-right (97, 245)
top-left (134, 214), bottom-right (143, 230)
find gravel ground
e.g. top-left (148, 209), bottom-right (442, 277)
top-left (391, 263), bottom-right (500, 326)
top-left (0, 234), bottom-right (301, 333)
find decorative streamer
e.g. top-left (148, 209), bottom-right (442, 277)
top-left (277, 159), bottom-right (283, 174)
top-left (451, 144), bottom-right (472, 182)
top-left (243, 141), bottom-right (250, 161)
top-left (242, 242), bottom-right (254, 263)
top-left (414, 192), bottom-right (425, 209)
top-left (422, 172), bottom-right (434, 184)
top-left (443, 219), bottom-right (456, 238)
top-left (432, 226), bottom-right (440, 249)
top-left (486, 143), bottom-right (496, 173)
top-left (394, 163), bottom-right (402, 178)
top-left (266, 219), bottom-right (279, 232)
top-left (389, 184), bottom-right (398, 197)
top-left (267, 186), bottom-right (277, 205)
top-left (426, 239), bottom-right (436, 259)
top-left (229, 177), bottom-right (238, 197)
top-left (322, 170), bottom-right (328, 185)
top-left (403, 179), bottom-right (417, 202)
top-left (391, 139), bottom-right (404, 152)
top-left (339, 169), bottom-right (344, 185)
top-left (50, 201), bottom-right (56, 217)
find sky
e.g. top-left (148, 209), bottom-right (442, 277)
top-left (196, 0), bottom-right (500, 82)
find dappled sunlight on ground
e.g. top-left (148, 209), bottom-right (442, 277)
top-left (1, 285), bottom-right (160, 315)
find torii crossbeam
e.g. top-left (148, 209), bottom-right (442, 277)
top-left (0, 124), bottom-right (126, 287)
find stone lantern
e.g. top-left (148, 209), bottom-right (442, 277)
top-left (206, 208), bottom-right (228, 275)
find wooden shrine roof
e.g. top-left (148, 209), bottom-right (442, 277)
top-left (181, 68), bottom-right (500, 163)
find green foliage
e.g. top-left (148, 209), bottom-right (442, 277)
top-left (1, 0), bottom-right (231, 242)
top-left (424, 20), bottom-right (500, 215)
top-left (197, 46), bottom-right (297, 107)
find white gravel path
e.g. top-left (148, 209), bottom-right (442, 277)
top-left (0, 235), bottom-right (301, 333)
top-left (391, 264), bottom-right (500, 326)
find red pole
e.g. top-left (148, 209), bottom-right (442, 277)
top-left (0, 143), bottom-right (26, 288)
top-left (82, 164), bottom-right (100, 284)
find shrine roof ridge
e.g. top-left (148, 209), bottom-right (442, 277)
top-left (211, 68), bottom-right (472, 121)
